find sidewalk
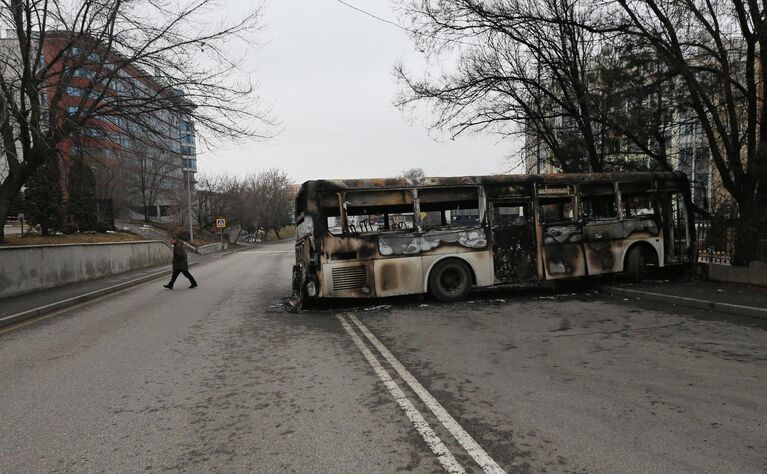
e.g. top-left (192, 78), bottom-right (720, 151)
top-left (0, 263), bottom-right (176, 328)
top-left (0, 241), bottom-right (252, 329)
top-left (600, 278), bottom-right (767, 320)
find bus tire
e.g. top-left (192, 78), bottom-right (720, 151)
top-left (428, 259), bottom-right (472, 302)
top-left (625, 245), bottom-right (648, 282)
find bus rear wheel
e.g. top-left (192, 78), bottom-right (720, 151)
top-left (625, 245), bottom-right (650, 282)
top-left (428, 259), bottom-right (472, 302)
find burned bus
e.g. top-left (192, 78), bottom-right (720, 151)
top-left (291, 172), bottom-right (694, 303)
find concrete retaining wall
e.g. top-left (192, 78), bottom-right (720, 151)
top-left (0, 240), bottom-right (171, 299)
top-left (707, 261), bottom-right (767, 287)
top-left (194, 242), bottom-right (229, 255)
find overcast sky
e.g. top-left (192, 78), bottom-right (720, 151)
top-left (198, 0), bottom-right (520, 182)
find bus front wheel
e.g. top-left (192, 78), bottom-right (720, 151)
top-left (428, 259), bottom-right (472, 302)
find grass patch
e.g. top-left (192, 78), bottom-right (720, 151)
top-left (1, 232), bottom-right (145, 246)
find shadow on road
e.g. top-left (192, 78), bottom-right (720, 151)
top-left (274, 279), bottom-right (607, 316)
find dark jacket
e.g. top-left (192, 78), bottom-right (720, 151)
top-left (172, 242), bottom-right (188, 271)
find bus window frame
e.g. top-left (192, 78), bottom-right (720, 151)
top-left (417, 186), bottom-right (483, 231)
top-left (331, 188), bottom-right (419, 236)
top-left (536, 184), bottom-right (577, 224)
top-left (579, 182), bottom-right (620, 222)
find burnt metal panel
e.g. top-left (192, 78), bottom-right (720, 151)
top-left (297, 171), bottom-right (689, 194)
top-left (378, 229), bottom-right (488, 256)
top-left (540, 223), bottom-right (587, 278)
top-left (346, 189), bottom-right (414, 207)
top-left (374, 257), bottom-right (424, 297)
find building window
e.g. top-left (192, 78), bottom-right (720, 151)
top-left (74, 68), bottom-right (95, 79)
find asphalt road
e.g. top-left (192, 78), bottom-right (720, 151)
top-left (1, 240), bottom-right (765, 473)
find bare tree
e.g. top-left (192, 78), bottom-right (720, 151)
top-left (400, 167), bottom-right (425, 183)
top-left (120, 139), bottom-right (180, 222)
top-left (397, 0), bottom-right (766, 262)
top-left (613, 0), bottom-right (767, 263)
top-left (395, 0), bottom-right (612, 172)
top-left (194, 172), bottom-right (240, 228)
top-left (198, 168), bottom-right (293, 240)
top-left (0, 0), bottom-right (273, 242)
top-left (252, 168), bottom-right (292, 239)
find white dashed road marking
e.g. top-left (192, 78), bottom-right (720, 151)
top-left (347, 313), bottom-right (506, 474)
top-left (337, 314), bottom-right (466, 474)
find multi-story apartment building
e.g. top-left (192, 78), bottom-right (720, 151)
top-left (0, 29), bottom-right (198, 223)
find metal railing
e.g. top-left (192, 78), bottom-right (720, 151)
top-left (695, 218), bottom-right (734, 265)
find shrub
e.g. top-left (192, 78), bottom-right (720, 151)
top-left (171, 226), bottom-right (190, 241)
top-left (95, 221), bottom-right (113, 233)
top-left (63, 223), bottom-right (79, 235)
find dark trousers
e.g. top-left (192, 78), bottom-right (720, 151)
top-left (168, 269), bottom-right (197, 287)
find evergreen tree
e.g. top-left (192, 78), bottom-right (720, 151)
top-left (25, 158), bottom-right (63, 235)
top-left (68, 159), bottom-right (98, 231)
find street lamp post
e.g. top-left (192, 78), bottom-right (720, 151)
top-left (186, 167), bottom-right (193, 243)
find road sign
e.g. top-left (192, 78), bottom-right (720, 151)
top-left (216, 218), bottom-right (226, 229)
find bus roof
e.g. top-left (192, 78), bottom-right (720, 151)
top-left (298, 171), bottom-right (688, 193)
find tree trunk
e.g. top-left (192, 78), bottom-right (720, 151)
top-left (732, 199), bottom-right (758, 266)
top-left (273, 226), bottom-right (281, 240)
top-left (0, 193), bottom-right (8, 243)
top-left (0, 171), bottom-right (26, 244)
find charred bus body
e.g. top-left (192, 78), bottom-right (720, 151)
top-left (292, 172), bottom-right (694, 303)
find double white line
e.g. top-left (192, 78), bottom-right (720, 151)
top-left (337, 313), bottom-right (505, 474)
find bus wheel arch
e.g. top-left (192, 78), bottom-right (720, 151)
top-left (426, 257), bottom-right (475, 302)
top-left (624, 241), bottom-right (659, 282)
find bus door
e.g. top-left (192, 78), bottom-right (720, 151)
top-left (536, 185), bottom-right (587, 279)
top-left (580, 182), bottom-right (622, 275)
top-left (660, 190), bottom-right (692, 263)
top-left (489, 200), bottom-right (537, 283)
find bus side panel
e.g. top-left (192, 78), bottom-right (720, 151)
top-left (373, 257), bottom-right (424, 297)
top-left (582, 218), bottom-right (662, 274)
top-left (614, 237), bottom-right (665, 272)
top-left (539, 223), bottom-right (587, 279)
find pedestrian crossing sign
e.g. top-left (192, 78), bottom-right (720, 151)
top-left (216, 218), bottom-right (226, 228)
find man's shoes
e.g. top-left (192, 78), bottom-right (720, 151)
top-left (189, 284), bottom-right (198, 289)
top-left (163, 284), bottom-right (173, 290)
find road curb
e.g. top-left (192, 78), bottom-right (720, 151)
top-left (0, 263), bottom-right (198, 330)
top-left (597, 285), bottom-right (767, 320)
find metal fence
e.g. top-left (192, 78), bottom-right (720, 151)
top-left (696, 218), bottom-right (734, 265)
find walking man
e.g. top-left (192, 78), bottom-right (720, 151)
top-left (164, 237), bottom-right (198, 289)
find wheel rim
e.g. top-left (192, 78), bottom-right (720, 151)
top-left (440, 267), bottom-right (464, 294)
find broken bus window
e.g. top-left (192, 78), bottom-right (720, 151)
top-left (580, 183), bottom-right (618, 220)
top-left (418, 187), bottom-right (480, 229)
